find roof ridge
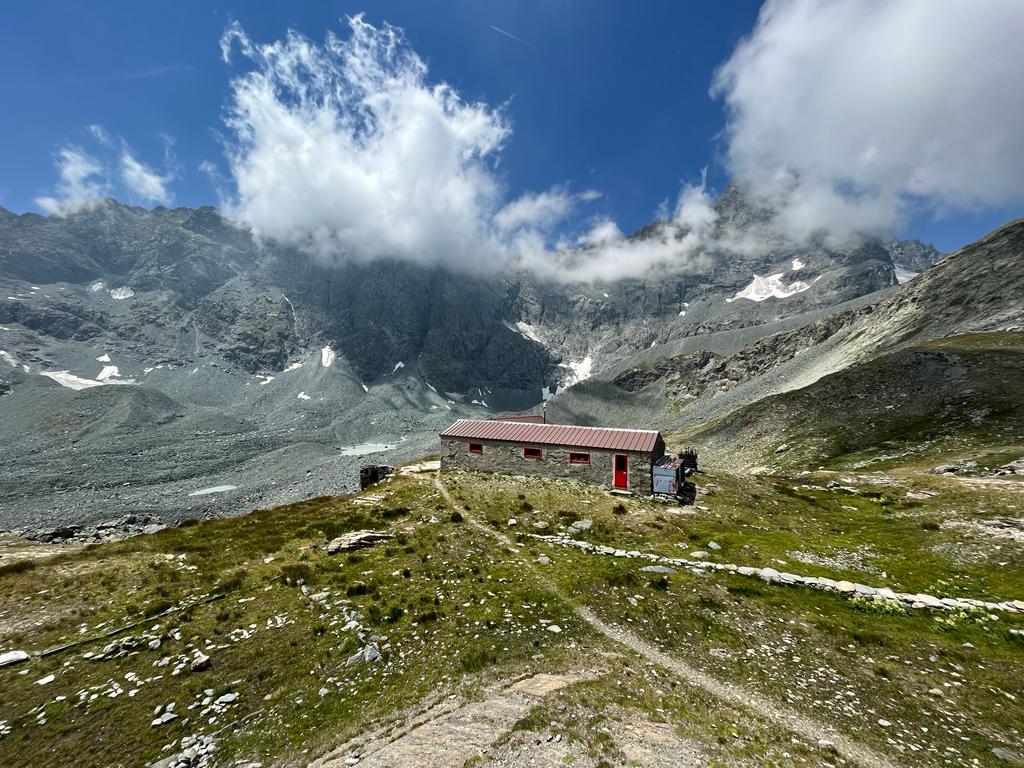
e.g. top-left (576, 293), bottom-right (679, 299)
top-left (452, 418), bottom-right (656, 434)
top-left (440, 419), bottom-right (662, 453)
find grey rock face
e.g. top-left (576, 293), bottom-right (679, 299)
top-left (883, 238), bottom-right (944, 273)
top-left (0, 191), bottom-right (978, 534)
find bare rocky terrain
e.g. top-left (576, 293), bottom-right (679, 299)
top-left (0, 187), bottom-right (949, 539)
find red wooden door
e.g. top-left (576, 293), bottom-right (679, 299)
top-left (613, 454), bottom-right (628, 489)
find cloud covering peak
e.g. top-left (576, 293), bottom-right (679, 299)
top-left (712, 0), bottom-right (1024, 241)
top-left (216, 16), bottom-right (712, 281)
top-left (218, 15), bottom-right (514, 271)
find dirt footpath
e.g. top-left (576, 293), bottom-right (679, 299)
top-left (310, 673), bottom-right (589, 768)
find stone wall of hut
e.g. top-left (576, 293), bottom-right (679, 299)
top-left (440, 437), bottom-right (656, 494)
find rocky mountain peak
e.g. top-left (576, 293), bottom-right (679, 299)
top-left (882, 238), bottom-right (944, 272)
top-left (711, 183), bottom-right (775, 230)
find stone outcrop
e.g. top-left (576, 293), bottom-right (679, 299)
top-left (326, 530), bottom-right (393, 555)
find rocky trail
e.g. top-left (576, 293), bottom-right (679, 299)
top-left (311, 673), bottom-right (592, 768)
top-left (430, 476), bottom-right (900, 768)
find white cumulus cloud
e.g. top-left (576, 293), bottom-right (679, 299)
top-left (528, 178), bottom-right (715, 283)
top-left (495, 187), bottom-right (577, 233)
top-left (216, 16), bottom-right (712, 282)
top-left (120, 149), bottom-right (174, 205)
top-left (712, 0), bottom-right (1024, 242)
top-left (35, 147), bottom-right (110, 215)
top-left (218, 15), bottom-right (515, 272)
top-left (36, 129), bottom-right (177, 214)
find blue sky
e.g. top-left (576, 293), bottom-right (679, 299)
top-left (1, 1), bottom-right (1021, 256)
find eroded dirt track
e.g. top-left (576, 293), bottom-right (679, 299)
top-left (429, 475), bottom-right (901, 768)
top-left (311, 673), bottom-right (588, 768)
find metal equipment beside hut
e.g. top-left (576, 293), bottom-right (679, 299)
top-left (359, 464), bottom-right (393, 490)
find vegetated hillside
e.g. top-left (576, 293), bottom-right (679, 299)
top-left (683, 332), bottom-right (1024, 472)
top-left (0, 457), bottom-right (1022, 768)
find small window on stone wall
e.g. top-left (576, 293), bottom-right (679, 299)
top-left (568, 451), bottom-right (591, 464)
top-left (523, 446), bottom-right (542, 460)
top-left (468, 443), bottom-right (483, 454)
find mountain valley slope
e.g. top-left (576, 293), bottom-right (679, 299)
top-left (547, 217), bottom-right (1024, 442)
top-left (0, 188), bottom-right (944, 532)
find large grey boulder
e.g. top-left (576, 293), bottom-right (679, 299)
top-left (326, 530), bottom-right (394, 555)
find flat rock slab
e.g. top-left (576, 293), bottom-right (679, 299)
top-left (483, 714), bottom-right (706, 767)
top-left (311, 673), bottom-right (588, 768)
top-left (326, 530), bottom-right (394, 555)
top-left (616, 717), bottom-right (707, 768)
top-left (0, 649), bottom-right (29, 667)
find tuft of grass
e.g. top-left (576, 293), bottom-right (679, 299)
top-left (0, 559), bottom-right (37, 577)
top-left (280, 562), bottom-right (314, 585)
top-left (851, 596), bottom-right (910, 617)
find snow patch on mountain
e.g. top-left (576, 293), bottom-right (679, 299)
top-left (320, 346), bottom-right (336, 368)
top-left (96, 353), bottom-right (111, 362)
top-left (282, 361), bottom-right (303, 373)
top-left (40, 371), bottom-right (105, 390)
top-left (727, 273), bottom-right (813, 303)
top-left (792, 259), bottom-right (805, 270)
top-left (188, 485), bottom-right (237, 497)
top-left (339, 443), bottom-right (396, 457)
top-left (109, 286), bottom-right (135, 300)
top-left (894, 265), bottom-right (920, 284)
top-left (507, 321), bottom-right (544, 345)
top-left (561, 355), bottom-right (594, 386)
top-left (297, 391), bottom-right (311, 401)
top-left (392, 361), bottom-right (405, 374)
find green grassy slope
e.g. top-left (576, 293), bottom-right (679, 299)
top-left (680, 331), bottom-right (1024, 473)
top-left (1, 462), bottom-right (1022, 767)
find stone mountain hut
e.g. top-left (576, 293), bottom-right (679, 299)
top-left (439, 418), bottom-right (666, 494)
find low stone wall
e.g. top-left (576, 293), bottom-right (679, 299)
top-left (440, 438), bottom-right (654, 494)
top-left (529, 533), bottom-right (1024, 615)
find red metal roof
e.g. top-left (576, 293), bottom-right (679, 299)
top-left (440, 419), bottom-right (661, 453)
